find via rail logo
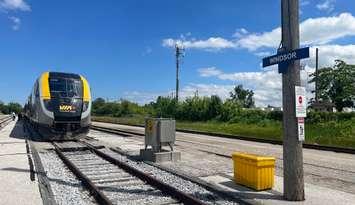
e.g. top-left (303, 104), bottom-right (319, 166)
top-left (59, 105), bottom-right (75, 112)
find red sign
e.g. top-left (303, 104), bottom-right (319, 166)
top-left (298, 96), bottom-right (303, 104)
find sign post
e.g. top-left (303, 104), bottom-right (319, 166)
top-left (262, 0), bottom-right (306, 201)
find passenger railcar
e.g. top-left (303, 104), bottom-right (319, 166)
top-left (25, 72), bottom-right (91, 140)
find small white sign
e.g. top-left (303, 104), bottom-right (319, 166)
top-left (298, 118), bottom-right (305, 141)
top-left (295, 86), bottom-right (307, 117)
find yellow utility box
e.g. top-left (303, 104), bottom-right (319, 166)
top-left (232, 152), bottom-right (275, 191)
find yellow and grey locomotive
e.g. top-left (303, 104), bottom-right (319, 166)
top-left (25, 72), bottom-right (91, 140)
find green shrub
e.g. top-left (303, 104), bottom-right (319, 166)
top-left (267, 111), bottom-right (283, 121)
top-left (307, 111), bottom-right (355, 123)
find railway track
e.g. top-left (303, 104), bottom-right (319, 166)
top-left (0, 115), bottom-right (13, 129)
top-left (90, 123), bottom-right (355, 196)
top-left (91, 124), bottom-right (355, 175)
top-left (90, 124), bottom-right (355, 154)
top-left (53, 140), bottom-right (213, 205)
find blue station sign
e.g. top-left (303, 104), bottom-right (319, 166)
top-left (262, 47), bottom-right (310, 73)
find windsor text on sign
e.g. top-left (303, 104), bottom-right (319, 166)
top-left (262, 47), bottom-right (310, 68)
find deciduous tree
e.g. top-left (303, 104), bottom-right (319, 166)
top-left (309, 60), bottom-right (355, 111)
top-left (230, 85), bottom-right (255, 108)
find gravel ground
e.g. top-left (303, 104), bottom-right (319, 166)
top-left (100, 149), bottom-right (240, 205)
top-left (39, 151), bottom-right (96, 205)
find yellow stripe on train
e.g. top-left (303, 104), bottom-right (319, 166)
top-left (80, 75), bottom-right (91, 102)
top-left (41, 72), bottom-right (51, 100)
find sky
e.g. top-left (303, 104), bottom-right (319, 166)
top-left (0, 0), bottom-right (355, 107)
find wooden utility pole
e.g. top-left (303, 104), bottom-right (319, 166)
top-left (281, 0), bottom-right (305, 201)
top-left (175, 44), bottom-right (183, 101)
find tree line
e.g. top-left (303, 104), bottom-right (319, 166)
top-left (0, 102), bottom-right (22, 114)
top-left (93, 60), bottom-right (354, 123)
top-left (92, 84), bottom-right (284, 123)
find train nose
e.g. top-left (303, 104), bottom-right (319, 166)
top-left (51, 97), bottom-right (83, 120)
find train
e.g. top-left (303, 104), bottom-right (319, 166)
top-left (24, 72), bottom-right (92, 140)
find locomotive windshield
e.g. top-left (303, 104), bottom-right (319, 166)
top-left (49, 78), bottom-right (83, 98)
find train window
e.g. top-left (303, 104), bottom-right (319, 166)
top-left (67, 79), bottom-right (83, 98)
top-left (49, 78), bottom-right (83, 98)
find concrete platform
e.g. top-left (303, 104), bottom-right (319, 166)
top-left (201, 173), bottom-right (355, 205)
top-left (0, 120), bottom-right (43, 205)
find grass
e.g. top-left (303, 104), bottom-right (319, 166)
top-left (92, 115), bottom-right (355, 149)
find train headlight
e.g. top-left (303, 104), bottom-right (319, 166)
top-left (43, 99), bottom-right (53, 112)
top-left (83, 101), bottom-right (89, 112)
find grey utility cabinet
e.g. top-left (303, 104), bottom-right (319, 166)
top-left (145, 118), bottom-right (176, 151)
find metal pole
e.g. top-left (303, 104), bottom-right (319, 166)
top-left (315, 48), bottom-right (319, 103)
top-left (175, 44), bottom-right (180, 102)
top-left (281, 0), bottom-right (305, 201)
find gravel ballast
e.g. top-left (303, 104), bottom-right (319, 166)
top-left (100, 149), bottom-right (239, 205)
top-left (65, 150), bottom-right (177, 205)
top-left (39, 151), bottom-right (95, 205)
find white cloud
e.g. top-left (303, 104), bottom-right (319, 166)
top-left (1, 0), bottom-right (30, 30)
top-left (180, 84), bottom-right (233, 100)
top-left (237, 27), bottom-right (281, 51)
top-left (197, 66), bottom-right (318, 107)
top-left (238, 13), bottom-right (355, 50)
top-left (162, 37), bottom-right (237, 51)
top-left (197, 67), bottom-right (283, 107)
top-left (316, 0), bottom-right (336, 13)
top-left (198, 67), bottom-right (222, 77)
top-left (300, 13), bottom-right (355, 45)
top-left (162, 13), bottom-right (355, 52)
top-left (233, 28), bottom-right (249, 38)
top-left (198, 67), bottom-right (282, 89)
top-left (0, 0), bottom-right (31, 11)
top-left (306, 44), bottom-right (355, 68)
top-left (8, 16), bottom-right (20, 30)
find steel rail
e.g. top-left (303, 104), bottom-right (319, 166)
top-left (0, 115), bottom-right (13, 126)
top-left (91, 124), bottom-right (355, 155)
top-left (81, 141), bottom-right (207, 205)
top-left (108, 147), bottom-right (250, 205)
top-left (52, 142), bottom-right (113, 205)
top-left (90, 125), bottom-right (135, 137)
